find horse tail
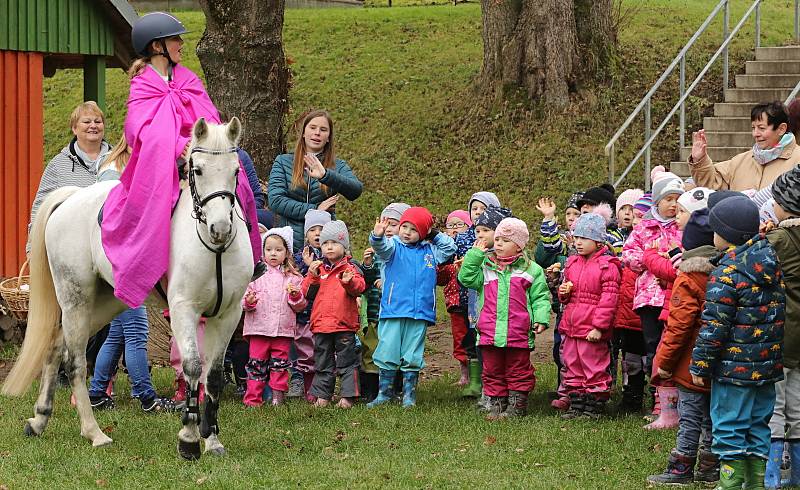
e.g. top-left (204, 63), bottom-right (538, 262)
top-left (2, 187), bottom-right (78, 396)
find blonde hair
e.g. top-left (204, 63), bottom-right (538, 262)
top-left (290, 110), bottom-right (336, 194)
top-left (69, 101), bottom-right (104, 130)
top-left (102, 134), bottom-right (131, 174)
top-left (128, 56), bottom-right (153, 79)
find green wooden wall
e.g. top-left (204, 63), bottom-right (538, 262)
top-left (0, 0), bottom-right (115, 56)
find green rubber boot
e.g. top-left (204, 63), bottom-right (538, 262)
top-left (461, 359), bottom-right (482, 398)
top-left (716, 459), bottom-right (746, 490)
top-left (743, 456), bottom-right (766, 490)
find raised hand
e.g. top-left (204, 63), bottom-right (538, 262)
top-left (536, 197), bottom-right (557, 221)
top-left (362, 247), bottom-right (375, 266)
top-left (303, 153), bottom-right (326, 179)
top-left (340, 269), bottom-right (354, 284)
top-left (317, 194), bottom-right (339, 212)
top-left (302, 246), bottom-right (315, 266)
top-left (373, 217), bottom-right (390, 237)
top-left (473, 238), bottom-right (489, 252)
top-left (308, 260), bottom-right (323, 277)
top-left (691, 130), bottom-right (708, 162)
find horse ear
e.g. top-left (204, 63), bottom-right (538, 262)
top-left (227, 117), bottom-right (242, 146)
top-left (193, 118), bottom-right (209, 141)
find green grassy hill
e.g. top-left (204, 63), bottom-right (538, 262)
top-left (43, 0), bottom-right (799, 247)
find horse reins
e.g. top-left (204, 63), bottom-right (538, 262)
top-left (187, 145), bottom-right (241, 317)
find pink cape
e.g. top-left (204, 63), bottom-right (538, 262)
top-left (101, 64), bottom-right (262, 308)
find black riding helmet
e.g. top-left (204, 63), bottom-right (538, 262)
top-left (131, 12), bottom-right (188, 64)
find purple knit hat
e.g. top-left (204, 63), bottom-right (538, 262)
top-left (634, 192), bottom-right (653, 214)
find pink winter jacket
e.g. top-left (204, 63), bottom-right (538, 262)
top-left (558, 246), bottom-right (622, 341)
top-left (622, 217), bottom-right (682, 311)
top-left (242, 265), bottom-right (306, 338)
top-left (642, 248), bottom-right (679, 322)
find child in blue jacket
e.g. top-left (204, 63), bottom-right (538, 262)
top-left (368, 206), bottom-right (456, 407)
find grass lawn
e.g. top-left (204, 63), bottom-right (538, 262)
top-left (0, 364), bottom-right (681, 489)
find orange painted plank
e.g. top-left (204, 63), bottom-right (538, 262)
top-left (17, 53), bottom-right (29, 267)
top-left (28, 53), bottom-right (43, 207)
top-left (3, 51), bottom-right (18, 277)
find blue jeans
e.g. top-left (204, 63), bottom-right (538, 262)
top-left (711, 381), bottom-right (775, 460)
top-left (676, 386), bottom-right (712, 457)
top-left (89, 306), bottom-right (156, 403)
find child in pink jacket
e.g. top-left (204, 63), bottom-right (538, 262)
top-left (622, 166), bottom-right (684, 428)
top-left (242, 227), bottom-right (307, 407)
top-left (558, 206), bottom-right (621, 420)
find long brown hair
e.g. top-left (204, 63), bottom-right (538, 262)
top-left (290, 110), bottom-right (336, 195)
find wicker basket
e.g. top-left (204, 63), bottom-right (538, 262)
top-left (0, 261), bottom-right (30, 321)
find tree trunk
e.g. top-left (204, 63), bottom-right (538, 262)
top-left (479, 0), bottom-right (616, 106)
top-left (479, 0), bottom-right (578, 106)
top-left (574, 0), bottom-right (616, 78)
top-left (197, 0), bottom-right (290, 178)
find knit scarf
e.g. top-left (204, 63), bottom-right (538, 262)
top-left (493, 253), bottom-right (522, 270)
top-left (753, 133), bottom-right (794, 165)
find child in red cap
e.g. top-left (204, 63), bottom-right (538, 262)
top-left (368, 206), bottom-right (457, 407)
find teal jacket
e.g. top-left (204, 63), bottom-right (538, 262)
top-left (267, 153), bottom-right (362, 249)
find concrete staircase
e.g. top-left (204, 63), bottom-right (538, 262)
top-left (670, 46), bottom-right (800, 177)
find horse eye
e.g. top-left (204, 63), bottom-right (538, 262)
top-left (194, 168), bottom-right (203, 176)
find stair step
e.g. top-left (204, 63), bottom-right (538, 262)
top-left (755, 46), bottom-right (800, 61)
top-left (736, 73), bottom-right (800, 89)
top-left (704, 131), bottom-right (754, 147)
top-left (703, 116), bottom-right (752, 132)
top-left (714, 102), bottom-right (757, 117)
top-left (670, 161), bottom-right (692, 178)
top-left (679, 146), bottom-right (749, 161)
top-left (746, 60), bottom-right (800, 74)
top-left (724, 87), bottom-right (792, 103)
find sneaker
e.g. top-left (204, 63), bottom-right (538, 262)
top-left (287, 375), bottom-right (305, 398)
top-left (142, 397), bottom-right (182, 413)
top-left (476, 393), bottom-right (492, 412)
top-left (89, 394), bottom-right (115, 410)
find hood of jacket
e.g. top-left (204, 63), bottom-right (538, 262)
top-left (679, 245), bottom-right (719, 274)
top-left (716, 235), bottom-right (781, 286)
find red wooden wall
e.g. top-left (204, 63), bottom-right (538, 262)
top-left (0, 50), bottom-right (43, 278)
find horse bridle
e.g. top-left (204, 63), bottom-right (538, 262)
top-left (187, 145), bottom-right (241, 317)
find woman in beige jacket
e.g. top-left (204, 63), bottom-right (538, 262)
top-left (689, 101), bottom-right (800, 191)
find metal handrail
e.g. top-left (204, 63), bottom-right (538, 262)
top-left (786, 80), bottom-right (800, 105)
top-left (612, 0), bottom-right (763, 189)
top-left (604, 0), bottom-right (729, 169)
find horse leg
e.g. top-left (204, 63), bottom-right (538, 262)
top-left (170, 306), bottom-right (204, 460)
top-left (24, 334), bottom-right (65, 437)
top-left (63, 308), bottom-right (113, 447)
top-left (199, 313), bottom-right (238, 456)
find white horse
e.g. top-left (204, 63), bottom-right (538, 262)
top-left (2, 118), bottom-right (253, 460)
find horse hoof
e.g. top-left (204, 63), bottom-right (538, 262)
top-left (24, 421), bottom-right (39, 437)
top-left (92, 435), bottom-right (113, 447)
top-left (205, 446), bottom-right (226, 457)
top-left (178, 439), bottom-right (202, 461)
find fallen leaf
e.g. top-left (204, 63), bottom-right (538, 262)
top-left (95, 480), bottom-right (107, 487)
top-left (532, 462), bottom-right (545, 467)
top-left (351, 422), bottom-right (360, 427)
top-left (281, 439), bottom-right (292, 448)
top-left (102, 426), bottom-right (114, 434)
top-left (484, 436), bottom-right (497, 446)
top-left (515, 448), bottom-right (525, 453)
top-left (196, 477), bottom-right (208, 485)
top-left (652, 443), bottom-right (662, 452)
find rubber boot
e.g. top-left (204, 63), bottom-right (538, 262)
top-left (619, 371), bottom-right (645, 415)
top-left (271, 390), bottom-right (285, 406)
top-left (485, 396), bottom-right (508, 421)
top-left (644, 386), bottom-right (679, 430)
top-left (647, 449), bottom-right (695, 485)
top-left (583, 394), bottom-right (606, 420)
top-left (744, 456), bottom-right (766, 490)
top-left (367, 369), bottom-right (396, 408)
top-left (561, 393), bottom-right (585, 420)
top-left (457, 361), bottom-right (469, 386)
top-left (717, 459), bottom-right (747, 490)
top-left (360, 372), bottom-right (379, 403)
top-left (765, 439), bottom-right (784, 489)
top-left (501, 390), bottom-right (529, 418)
top-left (401, 371), bottom-right (419, 408)
top-left (783, 440), bottom-right (800, 487)
top-left (461, 359), bottom-right (482, 398)
top-left (645, 386), bottom-right (660, 423)
top-left (696, 449), bottom-right (720, 484)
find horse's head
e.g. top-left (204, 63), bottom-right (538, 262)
top-left (188, 117), bottom-right (242, 246)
